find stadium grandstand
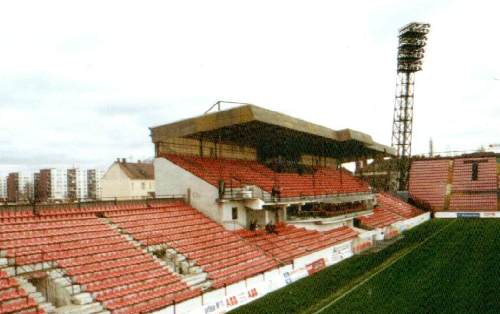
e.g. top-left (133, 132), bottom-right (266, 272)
top-left (408, 153), bottom-right (500, 214)
top-left (0, 105), bottom-right (430, 314)
top-left (151, 105), bottom-right (395, 231)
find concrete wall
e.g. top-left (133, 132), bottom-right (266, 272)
top-left (155, 157), bottom-right (222, 223)
top-left (289, 219), bottom-right (353, 232)
top-left (130, 179), bottom-right (155, 198)
top-left (158, 137), bottom-right (257, 161)
top-left (101, 163), bottom-right (155, 199)
top-left (220, 201), bottom-right (248, 230)
top-left (101, 163), bottom-right (132, 199)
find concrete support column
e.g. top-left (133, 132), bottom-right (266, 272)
top-left (282, 205), bottom-right (287, 222)
top-left (264, 209), bottom-right (272, 225)
top-left (366, 198), bottom-right (374, 211)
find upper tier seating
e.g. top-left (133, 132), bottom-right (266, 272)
top-left (0, 270), bottom-right (44, 314)
top-left (235, 224), bottom-right (358, 264)
top-left (409, 159), bottom-right (451, 210)
top-left (0, 209), bottom-right (197, 314)
top-left (163, 154), bottom-right (369, 198)
top-left (105, 203), bottom-right (279, 289)
top-left (376, 193), bottom-right (422, 219)
top-left (452, 157), bottom-right (498, 192)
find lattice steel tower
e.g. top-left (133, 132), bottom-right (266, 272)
top-left (391, 22), bottom-right (430, 190)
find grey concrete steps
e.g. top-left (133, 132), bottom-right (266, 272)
top-left (98, 217), bottom-right (212, 290)
top-left (16, 277), bottom-right (57, 313)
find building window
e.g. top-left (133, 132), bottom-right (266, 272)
top-left (232, 207), bottom-right (238, 220)
top-left (141, 182), bottom-right (146, 190)
top-left (471, 162), bottom-right (479, 181)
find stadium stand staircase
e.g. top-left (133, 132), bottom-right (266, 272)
top-left (97, 217), bottom-right (211, 291)
top-left (0, 267), bottom-right (52, 314)
top-left (103, 202), bottom-right (279, 289)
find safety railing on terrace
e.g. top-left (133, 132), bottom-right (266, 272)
top-left (0, 194), bottom-right (186, 212)
top-left (221, 185), bottom-right (373, 204)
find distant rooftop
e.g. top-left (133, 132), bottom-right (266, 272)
top-left (116, 160), bottom-right (154, 180)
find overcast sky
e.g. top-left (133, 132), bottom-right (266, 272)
top-left (1, 0), bottom-right (499, 176)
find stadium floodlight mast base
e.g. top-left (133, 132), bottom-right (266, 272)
top-left (391, 22), bottom-right (430, 191)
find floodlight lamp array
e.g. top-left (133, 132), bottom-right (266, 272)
top-left (397, 23), bottom-right (430, 73)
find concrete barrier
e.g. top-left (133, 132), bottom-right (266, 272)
top-left (435, 211), bottom-right (500, 219)
top-left (175, 297), bottom-right (203, 314)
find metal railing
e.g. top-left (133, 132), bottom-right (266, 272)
top-left (0, 194), bottom-right (186, 213)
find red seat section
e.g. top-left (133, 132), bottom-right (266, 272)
top-left (452, 157), bottom-right (498, 192)
top-left (235, 224), bottom-right (358, 264)
top-left (105, 203), bottom-right (279, 289)
top-left (357, 207), bottom-right (404, 229)
top-left (163, 154), bottom-right (369, 198)
top-left (449, 157), bottom-right (498, 211)
top-left (376, 193), bottom-right (422, 219)
top-left (0, 213), bottom-right (196, 314)
top-left (409, 159), bottom-right (450, 210)
top-left (449, 194), bottom-right (497, 211)
top-left (0, 270), bottom-right (44, 314)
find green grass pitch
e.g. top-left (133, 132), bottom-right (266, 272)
top-left (232, 219), bottom-right (500, 314)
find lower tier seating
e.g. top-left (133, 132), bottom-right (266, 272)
top-left (0, 213), bottom-right (196, 314)
top-left (235, 224), bottom-right (358, 264)
top-left (376, 193), bottom-right (422, 219)
top-left (0, 270), bottom-right (45, 314)
top-left (356, 208), bottom-right (404, 229)
top-left (449, 193), bottom-right (498, 211)
top-left (105, 204), bottom-right (279, 289)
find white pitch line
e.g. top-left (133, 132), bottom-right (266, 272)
top-left (311, 220), bottom-right (457, 314)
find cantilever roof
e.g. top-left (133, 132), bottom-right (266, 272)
top-left (150, 104), bottom-right (395, 158)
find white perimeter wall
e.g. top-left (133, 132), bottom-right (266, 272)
top-left (434, 211), bottom-right (500, 219)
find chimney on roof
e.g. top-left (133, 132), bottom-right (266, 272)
top-left (116, 158), bottom-right (120, 163)
top-left (121, 158), bottom-right (126, 163)
top-left (138, 160), bottom-right (141, 164)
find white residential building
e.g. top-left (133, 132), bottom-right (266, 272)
top-left (67, 168), bottom-right (88, 201)
top-left (87, 169), bottom-right (105, 200)
top-left (0, 176), bottom-right (7, 200)
top-left (50, 168), bottom-right (68, 201)
top-left (101, 159), bottom-right (155, 200)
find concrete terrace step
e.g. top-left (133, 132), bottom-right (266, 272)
top-left (98, 215), bottom-right (212, 290)
top-left (15, 276), bottom-right (57, 313)
top-left (55, 303), bottom-right (104, 314)
top-left (39, 302), bottom-right (57, 313)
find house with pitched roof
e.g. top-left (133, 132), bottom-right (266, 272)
top-left (101, 158), bottom-right (155, 200)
